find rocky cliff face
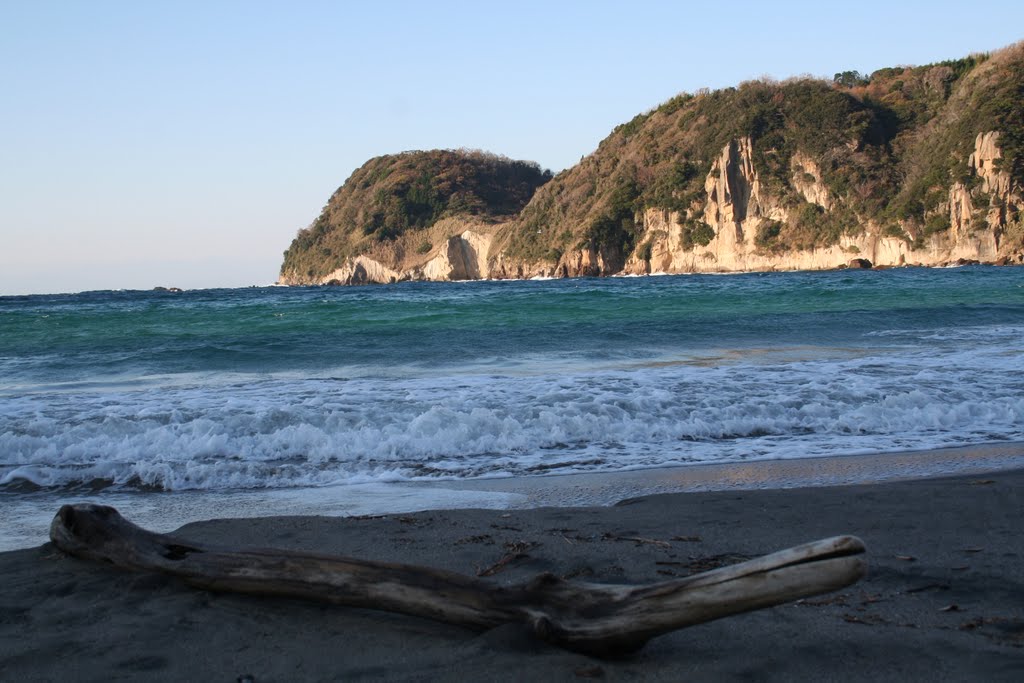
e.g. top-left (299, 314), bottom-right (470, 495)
top-left (418, 229), bottom-right (492, 281)
top-left (620, 131), bottom-right (1018, 274)
top-left (790, 151), bottom-right (832, 211)
top-left (281, 44), bottom-right (1024, 286)
top-left (278, 150), bottom-right (551, 285)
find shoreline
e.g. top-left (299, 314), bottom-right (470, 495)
top-left (5, 259), bottom-right (1020, 299)
top-left (2, 466), bottom-right (1022, 680)
top-left (287, 255), bottom-right (1024, 288)
top-left (432, 440), bottom-right (1024, 508)
top-left (1, 442), bottom-right (1022, 553)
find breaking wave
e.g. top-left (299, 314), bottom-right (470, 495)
top-left (3, 341), bottom-right (1021, 492)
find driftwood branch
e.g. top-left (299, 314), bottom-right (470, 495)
top-left (50, 504), bottom-right (866, 656)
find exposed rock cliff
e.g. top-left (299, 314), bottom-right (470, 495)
top-left (279, 150), bottom-right (551, 285)
top-left (280, 43), bottom-right (1024, 285)
top-left (613, 129), bottom-right (1018, 275)
top-left (790, 151), bottom-right (832, 211)
top-left (418, 229), bottom-right (492, 282)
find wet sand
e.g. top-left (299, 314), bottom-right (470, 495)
top-left (4, 442), bottom-right (1022, 554)
top-left (2, 466), bottom-right (1022, 681)
top-left (432, 441), bottom-right (1024, 507)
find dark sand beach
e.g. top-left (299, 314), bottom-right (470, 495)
top-left (2, 466), bottom-right (1023, 682)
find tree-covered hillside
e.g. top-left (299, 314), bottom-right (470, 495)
top-left (280, 43), bottom-right (1024, 284)
top-left (281, 150), bottom-right (552, 281)
top-left (495, 44), bottom-right (1023, 268)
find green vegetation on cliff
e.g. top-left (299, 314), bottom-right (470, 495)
top-left (494, 43), bottom-right (1023, 264)
top-left (281, 150), bottom-right (552, 281)
top-left (281, 43), bottom-right (1024, 282)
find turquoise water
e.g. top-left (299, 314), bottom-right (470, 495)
top-left (1, 266), bottom-right (1023, 493)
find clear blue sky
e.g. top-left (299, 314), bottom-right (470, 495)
top-left (2, 1), bottom-right (1021, 294)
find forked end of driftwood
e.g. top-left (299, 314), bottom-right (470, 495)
top-left (49, 504), bottom-right (866, 656)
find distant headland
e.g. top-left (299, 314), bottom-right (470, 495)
top-left (280, 43), bottom-right (1024, 286)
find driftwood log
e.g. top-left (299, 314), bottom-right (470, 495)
top-left (50, 503), bottom-right (866, 656)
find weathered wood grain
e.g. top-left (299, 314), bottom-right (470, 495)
top-left (50, 503), bottom-right (865, 655)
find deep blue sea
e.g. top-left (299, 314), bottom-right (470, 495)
top-left (1, 267), bottom-right (1023, 547)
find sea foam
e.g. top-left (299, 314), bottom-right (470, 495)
top-left (2, 339), bottom-right (1021, 492)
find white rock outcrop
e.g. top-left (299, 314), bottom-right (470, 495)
top-left (618, 135), bottom-right (1019, 276)
top-left (320, 256), bottom-right (402, 285)
top-left (791, 152), bottom-right (832, 210)
top-left (420, 230), bottom-right (492, 281)
top-left (969, 132), bottom-right (1012, 197)
top-left (289, 132), bottom-right (1023, 287)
